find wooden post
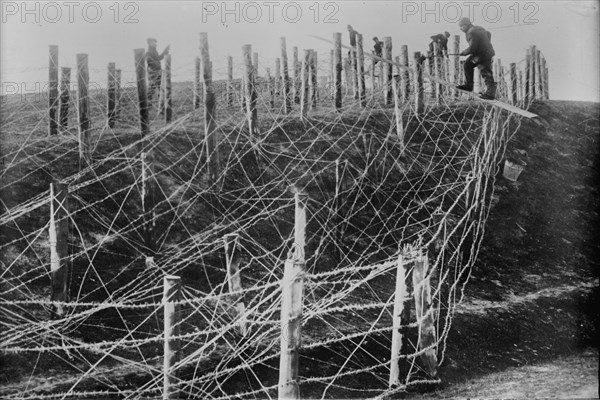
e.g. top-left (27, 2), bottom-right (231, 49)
top-left (370, 56), bottom-right (376, 95)
top-left (278, 258), bottom-right (305, 399)
top-left (49, 181), bottom-right (70, 317)
top-left (134, 49), bottom-right (150, 138)
top-left (333, 33), bottom-right (342, 110)
top-left (517, 69), bottom-right (523, 103)
top-left (412, 252), bottom-right (438, 377)
top-left (107, 62), bottom-right (117, 128)
top-left (266, 68), bottom-right (274, 107)
top-left (392, 78), bottom-right (404, 152)
top-left (227, 56), bottom-right (233, 107)
top-left (194, 57), bottom-right (201, 109)
top-left (356, 34), bottom-right (366, 107)
top-left (453, 35), bottom-right (460, 98)
top-left (433, 42), bottom-right (442, 104)
top-left (529, 45), bottom-right (536, 100)
top-left (242, 44), bottom-right (258, 135)
top-left (76, 54), bottom-right (90, 165)
top-left (49, 45), bottom-right (59, 136)
top-left (163, 275), bottom-right (181, 400)
top-left (253, 52), bottom-right (259, 79)
top-left (275, 57), bottom-right (281, 96)
top-left (200, 33), bottom-right (219, 183)
top-left (310, 50), bottom-right (318, 108)
top-left (543, 57), bottom-right (549, 99)
top-left (413, 52), bottom-right (424, 116)
top-left (536, 49), bottom-right (543, 100)
top-left (293, 46), bottom-right (300, 104)
top-left (281, 37), bottom-right (291, 113)
top-left (164, 54), bottom-right (172, 122)
top-left (294, 192), bottom-right (308, 261)
top-left (524, 49), bottom-right (531, 104)
top-left (510, 63), bottom-right (518, 105)
top-left (389, 254), bottom-right (409, 387)
top-left (59, 67), bottom-right (70, 132)
top-left (349, 33), bottom-right (358, 100)
top-left (400, 45), bottom-right (410, 102)
top-left (300, 50), bottom-right (310, 119)
top-left (329, 49), bottom-right (334, 99)
top-left (224, 233), bottom-right (247, 336)
top-left (383, 37), bottom-right (393, 105)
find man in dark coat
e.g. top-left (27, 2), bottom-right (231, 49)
top-left (456, 17), bottom-right (496, 99)
top-left (428, 31), bottom-right (450, 56)
top-left (146, 38), bottom-right (170, 102)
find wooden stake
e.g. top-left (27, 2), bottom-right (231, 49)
top-left (300, 50), bottom-right (310, 119)
top-left (223, 233), bottom-right (247, 336)
top-left (163, 275), bottom-right (181, 400)
top-left (194, 56), bottom-right (201, 109)
top-left (278, 258), bottom-right (305, 399)
top-left (293, 46), bottom-right (300, 104)
top-left (281, 37), bottom-right (291, 113)
top-left (294, 192), bottom-right (308, 262)
top-left (453, 35), bottom-right (460, 99)
top-left (413, 52), bottom-right (424, 116)
top-left (389, 254), bottom-right (408, 387)
top-left (529, 45), bottom-right (536, 100)
top-left (134, 49), bottom-right (149, 138)
top-left (107, 62), bottom-right (117, 128)
top-left (536, 49), bottom-right (543, 100)
top-left (356, 34), bottom-right (366, 107)
top-left (433, 42), bottom-right (442, 104)
top-left (76, 54), bottom-right (90, 165)
top-left (383, 37), bottom-right (393, 105)
top-left (266, 67), bottom-right (274, 107)
top-left (333, 33), bottom-right (342, 110)
top-left (200, 33), bottom-right (219, 183)
top-left (164, 54), bottom-right (172, 122)
top-left (275, 57), bottom-right (281, 96)
top-left (510, 62), bottom-right (518, 105)
top-left (400, 45), bottom-right (410, 102)
top-left (392, 78), bottom-right (404, 152)
top-left (253, 52), bottom-right (259, 78)
top-left (242, 44), bottom-right (258, 136)
top-left (227, 56), bottom-right (233, 107)
top-left (59, 67), bottom-right (70, 132)
top-left (49, 181), bottom-right (70, 317)
top-left (310, 50), bottom-right (318, 109)
top-left (412, 252), bottom-right (438, 377)
top-left (524, 48), bottom-right (531, 104)
top-left (49, 45), bottom-right (59, 136)
top-left (115, 69), bottom-right (122, 121)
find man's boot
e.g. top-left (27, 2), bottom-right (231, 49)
top-left (456, 84), bottom-right (473, 92)
top-left (480, 83), bottom-right (496, 100)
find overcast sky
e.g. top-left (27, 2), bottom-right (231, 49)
top-left (1, 0), bottom-right (599, 101)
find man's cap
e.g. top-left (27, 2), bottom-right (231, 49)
top-left (444, 31), bottom-right (450, 37)
top-left (373, 36), bottom-right (378, 41)
top-left (147, 38), bottom-right (157, 43)
top-left (458, 17), bottom-right (471, 27)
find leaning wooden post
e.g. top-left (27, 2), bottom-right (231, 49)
top-left (242, 44), bottom-right (258, 136)
top-left (412, 251), bottom-right (438, 377)
top-left (309, 50), bottom-right (318, 109)
top-left (524, 48), bottom-right (531, 104)
top-left (383, 37), bottom-right (393, 105)
top-left (389, 253), bottom-right (409, 387)
top-left (529, 45), bottom-right (536, 100)
top-left (76, 54), bottom-right (90, 166)
top-left (333, 32), bottom-right (342, 110)
top-left (400, 45), bottom-right (410, 102)
top-left (224, 233), bottom-right (247, 336)
top-left (510, 62), bottom-right (518, 105)
top-left (49, 181), bottom-right (70, 317)
top-left (453, 35), bottom-right (460, 98)
top-left (543, 57), bottom-right (549, 99)
top-left (163, 275), bottom-right (182, 400)
top-left (48, 45), bottom-right (59, 136)
top-left (164, 54), bottom-right (172, 122)
top-left (200, 33), bottom-right (219, 183)
top-left (281, 37), bottom-right (291, 113)
top-left (107, 62), bottom-right (117, 128)
top-left (413, 52), bottom-right (424, 116)
top-left (300, 50), bottom-right (311, 119)
top-left (293, 46), bottom-right (300, 104)
top-left (356, 34), bottom-right (366, 107)
top-left (134, 49), bottom-right (150, 138)
top-left (59, 67), bottom-right (71, 132)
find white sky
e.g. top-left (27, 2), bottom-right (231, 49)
top-left (1, 0), bottom-right (599, 101)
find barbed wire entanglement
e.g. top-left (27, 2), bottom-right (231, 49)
top-left (0, 36), bottom-right (544, 399)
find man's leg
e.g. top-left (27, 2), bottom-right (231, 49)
top-left (457, 57), bottom-right (474, 91)
top-left (147, 71), bottom-right (161, 102)
top-left (477, 59), bottom-right (496, 98)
